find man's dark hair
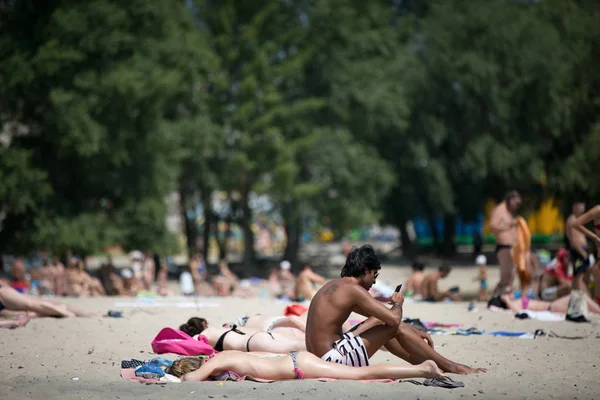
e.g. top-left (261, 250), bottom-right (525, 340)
top-left (504, 190), bottom-right (521, 202)
top-left (439, 264), bottom-right (452, 274)
top-left (340, 245), bottom-right (381, 278)
top-left (412, 261), bottom-right (425, 271)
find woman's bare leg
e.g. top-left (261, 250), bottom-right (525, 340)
top-left (0, 287), bottom-right (75, 317)
top-left (269, 316), bottom-right (306, 332)
top-left (297, 352), bottom-right (443, 380)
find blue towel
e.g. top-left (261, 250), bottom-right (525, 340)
top-left (135, 364), bottom-right (165, 379)
top-left (486, 331), bottom-right (528, 337)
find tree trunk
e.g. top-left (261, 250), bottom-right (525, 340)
top-left (427, 216), bottom-right (441, 254)
top-left (201, 189), bottom-right (212, 260)
top-left (443, 214), bottom-right (457, 257)
top-left (240, 189), bottom-right (256, 269)
top-left (180, 188), bottom-right (197, 257)
top-left (399, 221), bottom-right (414, 259)
top-left (283, 209), bottom-right (302, 269)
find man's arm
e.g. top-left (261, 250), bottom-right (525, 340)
top-left (181, 362), bottom-right (216, 382)
top-left (352, 286), bottom-right (402, 327)
top-left (308, 270), bottom-right (327, 284)
top-left (566, 217), bottom-right (589, 258)
top-left (574, 206), bottom-right (600, 244)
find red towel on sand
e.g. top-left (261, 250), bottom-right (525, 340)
top-left (284, 304), bottom-right (307, 316)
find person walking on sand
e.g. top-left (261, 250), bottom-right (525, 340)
top-left (305, 245), bottom-right (486, 375)
top-left (489, 191), bottom-right (522, 295)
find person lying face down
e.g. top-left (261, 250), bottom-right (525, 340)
top-left (179, 317), bottom-right (306, 353)
top-left (487, 292), bottom-right (600, 315)
top-left (166, 350), bottom-right (444, 382)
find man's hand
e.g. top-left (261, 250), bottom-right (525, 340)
top-left (417, 329), bottom-right (435, 348)
top-left (390, 290), bottom-right (405, 307)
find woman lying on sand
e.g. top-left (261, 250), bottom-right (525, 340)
top-left (167, 350), bottom-right (444, 382)
top-left (0, 279), bottom-right (106, 318)
top-left (224, 312), bottom-right (353, 334)
top-left (223, 313), bottom-right (307, 332)
top-left (179, 317), bottom-right (305, 353)
top-left (489, 293), bottom-right (600, 314)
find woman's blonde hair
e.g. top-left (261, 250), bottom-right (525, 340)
top-left (165, 357), bottom-right (204, 377)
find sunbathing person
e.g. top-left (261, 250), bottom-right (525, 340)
top-left (223, 313), bottom-right (354, 341)
top-left (421, 264), bottom-right (461, 302)
top-left (294, 263), bottom-right (327, 301)
top-left (489, 292), bottom-right (600, 314)
top-left (180, 317), bottom-right (306, 353)
top-left (65, 257), bottom-right (105, 297)
top-left (223, 313), bottom-right (308, 332)
top-left (0, 279), bottom-right (105, 317)
top-left (167, 350), bottom-right (445, 382)
top-left (538, 249), bottom-right (572, 300)
top-left (405, 261), bottom-right (426, 298)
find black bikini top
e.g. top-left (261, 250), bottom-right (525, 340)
top-left (214, 325), bottom-right (245, 352)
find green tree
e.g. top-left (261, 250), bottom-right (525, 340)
top-left (0, 0), bottom-right (207, 255)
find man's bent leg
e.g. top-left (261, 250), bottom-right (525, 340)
top-left (353, 317), bottom-right (486, 375)
top-left (388, 325), bottom-right (486, 374)
top-left (349, 319), bottom-right (398, 358)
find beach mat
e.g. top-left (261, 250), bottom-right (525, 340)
top-left (120, 368), bottom-right (414, 385)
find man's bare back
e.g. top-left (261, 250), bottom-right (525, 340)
top-left (305, 278), bottom-right (359, 357)
top-left (420, 273), bottom-right (437, 299)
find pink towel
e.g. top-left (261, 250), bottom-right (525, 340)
top-left (151, 327), bottom-right (217, 356)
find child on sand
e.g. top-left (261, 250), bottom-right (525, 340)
top-left (474, 255), bottom-right (488, 301)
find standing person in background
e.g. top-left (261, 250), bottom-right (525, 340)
top-left (568, 205), bottom-right (600, 322)
top-left (489, 191), bottom-right (522, 295)
top-left (565, 202), bottom-right (592, 275)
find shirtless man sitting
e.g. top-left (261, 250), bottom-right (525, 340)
top-left (405, 261), bottom-right (426, 298)
top-left (565, 202), bottom-right (592, 278)
top-left (421, 264), bottom-right (460, 302)
top-left (294, 263), bottom-right (327, 302)
top-left (489, 191), bottom-right (522, 295)
top-left (305, 245), bottom-right (485, 374)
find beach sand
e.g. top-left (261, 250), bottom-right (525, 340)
top-left (1, 265), bottom-right (598, 400)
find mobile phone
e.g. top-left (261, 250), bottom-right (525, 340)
top-left (395, 284), bottom-right (403, 293)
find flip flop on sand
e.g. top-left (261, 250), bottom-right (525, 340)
top-left (107, 310), bottom-right (123, 318)
top-left (423, 376), bottom-right (465, 389)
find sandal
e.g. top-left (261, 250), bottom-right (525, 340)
top-left (423, 376), bottom-right (465, 389)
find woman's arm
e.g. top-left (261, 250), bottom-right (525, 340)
top-left (181, 364), bottom-right (215, 382)
top-left (574, 206), bottom-right (600, 244)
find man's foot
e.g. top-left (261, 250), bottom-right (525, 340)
top-left (450, 363), bottom-right (487, 375)
top-left (421, 360), bottom-right (444, 379)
